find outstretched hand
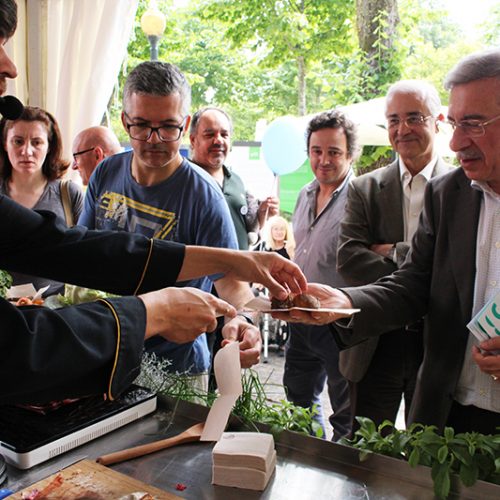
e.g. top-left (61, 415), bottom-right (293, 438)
top-left (270, 283), bottom-right (354, 325)
top-left (180, 247), bottom-right (307, 300)
top-left (224, 250), bottom-right (307, 300)
top-left (140, 287), bottom-right (235, 343)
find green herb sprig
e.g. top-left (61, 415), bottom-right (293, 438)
top-left (136, 353), bottom-right (322, 438)
top-left (343, 416), bottom-right (500, 498)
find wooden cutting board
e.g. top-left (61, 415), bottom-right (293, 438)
top-left (10, 459), bottom-right (181, 499)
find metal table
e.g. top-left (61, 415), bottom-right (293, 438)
top-left (5, 396), bottom-right (500, 499)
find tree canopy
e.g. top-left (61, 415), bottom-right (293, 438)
top-left (108, 0), bottom-right (494, 144)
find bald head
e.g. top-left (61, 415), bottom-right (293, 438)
top-left (72, 126), bottom-right (122, 184)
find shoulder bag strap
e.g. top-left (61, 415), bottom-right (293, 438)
top-left (60, 179), bottom-right (74, 227)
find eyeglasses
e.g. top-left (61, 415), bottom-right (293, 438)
top-left (446, 113), bottom-right (500, 137)
top-left (72, 147), bottom-right (95, 162)
top-left (387, 114), bottom-right (432, 129)
top-left (124, 112), bottom-right (186, 142)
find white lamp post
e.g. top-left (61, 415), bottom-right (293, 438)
top-left (140, 0), bottom-right (166, 61)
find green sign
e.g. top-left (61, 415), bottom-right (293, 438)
top-left (249, 147), bottom-right (260, 160)
top-left (279, 158), bottom-right (313, 215)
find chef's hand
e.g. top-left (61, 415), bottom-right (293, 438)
top-left (221, 316), bottom-right (261, 368)
top-left (180, 247), bottom-right (307, 300)
top-left (472, 337), bottom-right (500, 382)
top-left (140, 287), bottom-right (235, 343)
top-left (271, 283), bottom-right (354, 325)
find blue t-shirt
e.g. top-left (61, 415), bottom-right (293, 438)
top-left (79, 151), bottom-right (238, 373)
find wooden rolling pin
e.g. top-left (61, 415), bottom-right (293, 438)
top-left (96, 422), bottom-right (205, 466)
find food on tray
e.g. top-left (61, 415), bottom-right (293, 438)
top-left (270, 293), bottom-right (320, 310)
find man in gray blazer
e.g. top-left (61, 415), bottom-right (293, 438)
top-left (273, 48), bottom-right (500, 434)
top-left (337, 80), bottom-right (454, 435)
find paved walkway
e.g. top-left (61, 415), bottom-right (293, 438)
top-left (252, 329), bottom-right (405, 442)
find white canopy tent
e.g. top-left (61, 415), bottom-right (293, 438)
top-left (298, 97), bottom-right (453, 156)
top-left (5, 0), bottom-right (139, 169)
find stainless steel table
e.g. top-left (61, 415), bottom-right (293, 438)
top-left (5, 396), bottom-right (500, 499)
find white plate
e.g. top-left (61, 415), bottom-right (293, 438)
top-left (243, 297), bottom-right (359, 315)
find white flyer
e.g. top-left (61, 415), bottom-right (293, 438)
top-left (467, 290), bottom-right (500, 353)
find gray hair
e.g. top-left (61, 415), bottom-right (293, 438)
top-left (190, 107), bottom-right (233, 135)
top-left (123, 61), bottom-right (191, 116)
top-left (306, 109), bottom-right (361, 161)
top-left (385, 80), bottom-right (442, 117)
top-left (444, 48), bottom-right (500, 90)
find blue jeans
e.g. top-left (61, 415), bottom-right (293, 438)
top-left (284, 323), bottom-right (352, 441)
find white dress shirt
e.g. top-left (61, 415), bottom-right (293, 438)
top-left (399, 157), bottom-right (437, 242)
top-left (455, 180), bottom-right (500, 412)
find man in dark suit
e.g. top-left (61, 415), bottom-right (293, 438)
top-left (337, 80), bottom-right (454, 434)
top-left (272, 48), bottom-right (500, 434)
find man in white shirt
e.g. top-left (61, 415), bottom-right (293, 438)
top-left (336, 80), bottom-right (453, 435)
top-left (274, 49), bottom-right (500, 434)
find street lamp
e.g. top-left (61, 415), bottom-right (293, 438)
top-left (141, 0), bottom-right (166, 61)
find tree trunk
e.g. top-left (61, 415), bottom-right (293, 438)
top-left (297, 55), bottom-right (306, 116)
top-left (356, 0), bottom-right (399, 97)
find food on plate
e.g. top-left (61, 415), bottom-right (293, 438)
top-left (270, 295), bottom-right (295, 310)
top-left (15, 296), bottom-right (44, 306)
top-left (292, 293), bottom-right (321, 309)
top-left (270, 293), bottom-right (320, 310)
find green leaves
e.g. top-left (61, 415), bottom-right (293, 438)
top-left (345, 417), bottom-right (500, 498)
top-left (0, 269), bottom-right (12, 299)
top-left (233, 369), bottom-right (323, 437)
top-left (432, 461), bottom-right (451, 499)
top-left (136, 355), bottom-right (322, 438)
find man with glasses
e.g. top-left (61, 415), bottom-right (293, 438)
top-left (274, 49), bottom-right (500, 434)
top-left (336, 80), bottom-right (453, 435)
top-left (79, 61), bottom-right (262, 386)
top-left (72, 126), bottom-right (122, 185)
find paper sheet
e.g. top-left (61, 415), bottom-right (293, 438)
top-left (200, 341), bottom-right (242, 441)
top-left (6, 284), bottom-right (50, 300)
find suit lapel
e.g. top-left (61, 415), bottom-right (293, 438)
top-left (378, 162), bottom-right (404, 239)
top-left (446, 171), bottom-right (481, 319)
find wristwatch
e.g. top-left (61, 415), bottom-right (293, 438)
top-left (237, 312), bottom-right (256, 325)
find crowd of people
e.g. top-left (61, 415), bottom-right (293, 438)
top-left (0, 0), bottom-right (499, 442)
top-left (0, 0), bottom-right (306, 405)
